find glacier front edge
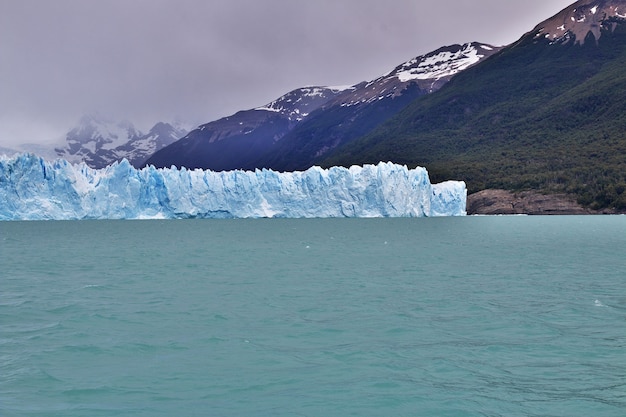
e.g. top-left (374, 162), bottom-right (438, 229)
top-left (0, 154), bottom-right (466, 220)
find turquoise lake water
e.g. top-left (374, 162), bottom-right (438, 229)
top-left (1, 216), bottom-right (625, 416)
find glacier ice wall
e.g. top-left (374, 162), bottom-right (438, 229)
top-left (0, 154), bottom-right (466, 220)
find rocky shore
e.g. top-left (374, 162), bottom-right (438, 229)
top-left (467, 189), bottom-right (619, 215)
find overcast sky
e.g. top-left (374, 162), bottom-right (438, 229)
top-left (0, 0), bottom-right (574, 147)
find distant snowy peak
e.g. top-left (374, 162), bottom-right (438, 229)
top-left (143, 122), bottom-right (189, 150)
top-left (65, 115), bottom-right (141, 153)
top-left (55, 116), bottom-right (187, 168)
top-left (255, 86), bottom-right (351, 121)
top-left (115, 122), bottom-right (188, 167)
top-left (534, 0), bottom-right (626, 45)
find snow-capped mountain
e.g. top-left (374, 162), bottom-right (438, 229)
top-left (55, 115), bottom-right (142, 168)
top-left (0, 145), bottom-right (18, 157)
top-left (191, 86), bottom-right (347, 144)
top-left (534, 0), bottom-right (626, 44)
top-left (55, 115), bottom-right (188, 168)
top-left (336, 42), bottom-right (500, 106)
top-left (256, 42), bottom-right (502, 171)
top-left (113, 122), bottom-right (189, 167)
top-left (146, 42), bottom-right (501, 171)
top-left (145, 86), bottom-right (348, 169)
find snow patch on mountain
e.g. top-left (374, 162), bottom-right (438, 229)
top-left (395, 43), bottom-right (488, 82)
top-left (255, 86), bottom-right (351, 121)
top-left (335, 42), bottom-right (501, 107)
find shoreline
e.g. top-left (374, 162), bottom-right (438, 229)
top-left (467, 189), bottom-right (623, 215)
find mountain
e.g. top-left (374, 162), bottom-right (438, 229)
top-left (145, 86), bottom-right (348, 170)
top-left (113, 122), bottom-right (189, 168)
top-left (323, 0), bottom-right (626, 211)
top-left (260, 42), bottom-right (502, 172)
top-left (55, 115), bottom-right (188, 168)
top-left (0, 145), bottom-right (18, 157)
top-left (145, 42), bottom-right (501, 171)
top-left (2, 142), bottom-right (65, 162)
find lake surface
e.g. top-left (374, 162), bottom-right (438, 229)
top-left (1, 217), bottom-right (625, 416)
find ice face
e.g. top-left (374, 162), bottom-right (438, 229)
top-left (0, 154), bottom-right (466, 220)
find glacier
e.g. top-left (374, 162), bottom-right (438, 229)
top-left (0, 154), bottom-right (466, 220)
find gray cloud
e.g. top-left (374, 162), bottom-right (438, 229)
top-left (0, 0), bottom-right (573, 146)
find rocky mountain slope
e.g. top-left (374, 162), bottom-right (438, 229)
top-left (145, 86), bottom-right (347, 170)
top-left (146, 42), bottom-right (500, 171)
top-left (536, 0), bottom-right (626, 44)
top-left (466, 190), bottom-right (605, 215)
top-left (323, 0), bottom-right (626, 211)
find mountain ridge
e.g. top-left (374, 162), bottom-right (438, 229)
top-left (145, 86), bottom-right (346, 170)
top-left (145, 42), bottom-right (501, 171)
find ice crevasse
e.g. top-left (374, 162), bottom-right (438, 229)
top-left (0, 154), bottom-right (466, 220)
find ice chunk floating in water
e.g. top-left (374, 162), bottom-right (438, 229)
top-left (0, 154), bottom-right (466, 220)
